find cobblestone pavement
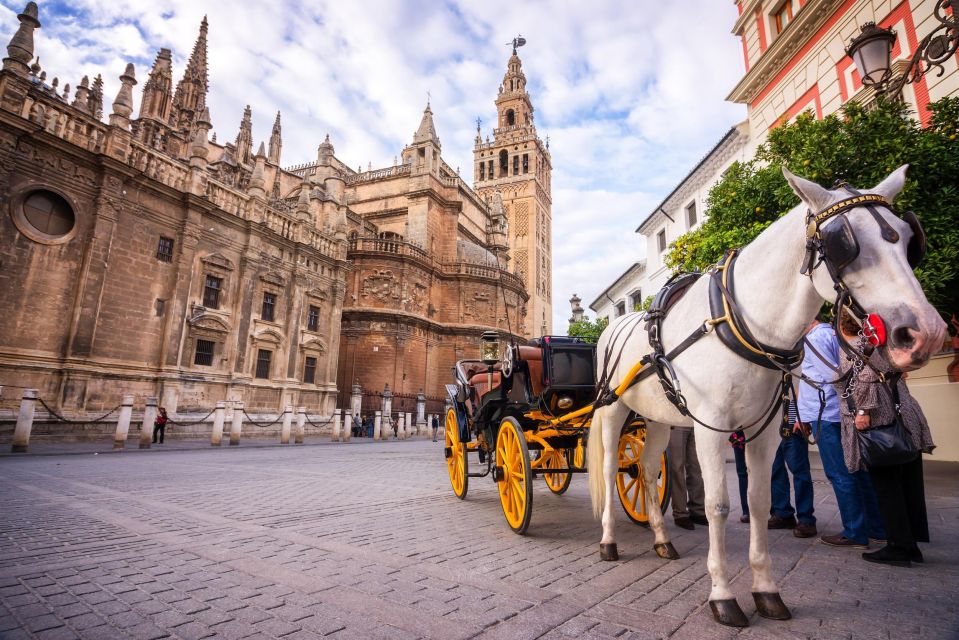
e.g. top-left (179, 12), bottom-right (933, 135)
top-left (0, 438), bottom-right (956, 640)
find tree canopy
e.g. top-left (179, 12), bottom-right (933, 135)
top-left (567, 316), bottom-right (609, 343)
top-left (666, 97), bottom-right (959, 321)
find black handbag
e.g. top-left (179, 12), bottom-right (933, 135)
top-left (848, 374), bottom-right (919, 468)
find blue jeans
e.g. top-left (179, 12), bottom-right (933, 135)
top-left (770, 435), bottom-right (816, 525)
top-left (813, 420), bottom-right (885, 544)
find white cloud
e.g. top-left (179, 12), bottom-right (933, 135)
top-left (0, 0), bottom-right (746, 332)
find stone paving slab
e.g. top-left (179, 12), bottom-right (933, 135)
top-left (0, 439), bottom-right (956, 639)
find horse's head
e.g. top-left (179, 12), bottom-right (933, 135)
top-left (784, 165), bottom-right (946, 371)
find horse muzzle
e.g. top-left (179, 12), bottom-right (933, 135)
top-left (883, 308), bottom-right (948, 371)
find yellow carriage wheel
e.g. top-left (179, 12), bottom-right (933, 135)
top-left (540, 448), bottom-right (572, 495)
top-left (495, 417), bottom-right (533, 534)
top-left (444, 408), bottom-right (468, 499)
top-left (616, 430), bottom-right (670, 525)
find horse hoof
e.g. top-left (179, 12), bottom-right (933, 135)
top-left (599, 543), bottom-right (619, 561)
top-left (752, 592), bottom-right (792, 620)
top-left (709, 599), bottom-right (749, 628)
top-left (654, 542), bottom-right (680, 560)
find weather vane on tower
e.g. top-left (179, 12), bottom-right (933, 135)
top-left (509, 34), bottom-right (527, 54)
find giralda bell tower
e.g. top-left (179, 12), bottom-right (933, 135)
top-left (473, 38), bottom-right (553, 338)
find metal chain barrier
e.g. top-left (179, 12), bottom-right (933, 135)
top-left (167, 408), bottom-right (216, 427)
top-left (303, 412), bottom-right (334, 428)
top-left (36, 397), bottom-right (121, 425)
top-left (241, 409), bottom-right (284, 428)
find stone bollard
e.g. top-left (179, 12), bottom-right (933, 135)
top-left (211, 401), bottom-right (226, 446)
top-left (280, 405), bottom-right (292, 444)
top-left (373, 410), bottom-right (382, 441)
top-left (399, 412), bottom-right (407, 439)
top-left (407, 412), bottom-right (414, 438)
top-left (11, 388), bottom-right (38, 453)
top-left (295, 406), bottom-right (305, 444)
top-left (416, 391), bottom-right (426, 435)
top-left (230, 401), bottom-right (243, 446)
top-left (345, 409), bottom-right (354, 443)
top-left (332, 408), bottom-right (341, 442)
top-left (113, 395), bottom-right (135, 450)
top-left (139, 397), bottom-right (157, 449)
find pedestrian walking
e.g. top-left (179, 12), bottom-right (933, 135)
top-left (153, 407), bottom-right (168, 444)
top-left (728, 431), bottom-right (749, 523)
top-left (431, 414), bottom-right (439, 442)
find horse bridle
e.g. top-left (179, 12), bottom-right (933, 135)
top-left (801, 186), bottom-right (927, 353)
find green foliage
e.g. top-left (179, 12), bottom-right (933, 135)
top-left (568, 316), bottom-right (609, 343)
top-left (666, 97), bottom-right (959, 319)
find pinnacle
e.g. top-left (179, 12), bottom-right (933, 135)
top-left (256, 141), bottom-right (266, 157)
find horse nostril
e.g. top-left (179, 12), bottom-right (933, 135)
top-left (891, 326), bottom-right (915, 349)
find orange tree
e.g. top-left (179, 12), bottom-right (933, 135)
top-left (666, 97), bottom-right (959, 321)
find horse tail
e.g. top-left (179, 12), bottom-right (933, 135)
top-left (588, 405), bottom-right (606, 519)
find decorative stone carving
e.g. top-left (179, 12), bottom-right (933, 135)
top-left (200, 253), bottom-right (235, 271)
top-left (360, 269), bottom-right (400, 303)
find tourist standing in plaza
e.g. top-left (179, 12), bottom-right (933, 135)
top-left (799, 313), bottom-right (884, 549)
top-left (668, 426), bottom-right (707, 529)
top-left (153, 407), bottom-right (168, 444)
top-left (837, 311), bottom-right (935, 567)
top-left (431, 415), bottom-right (439, 442)
top-left (768, 399), bottom-right (817, 538)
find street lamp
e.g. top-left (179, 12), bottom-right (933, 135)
top-left (480, 330), bottom-right (500, 393)
top-left (846, 1), bottom-right (958, 99)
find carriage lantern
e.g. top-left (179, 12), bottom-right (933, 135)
top-left (480, 331), bottom-right (500, 365)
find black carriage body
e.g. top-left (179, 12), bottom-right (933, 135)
top-left (448, 336), bottom-right (597, 446)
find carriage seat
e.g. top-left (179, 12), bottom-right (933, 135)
top-left (456, 360), bottom-right (503, 404)
top-left (468, 371), bottom-right (502, 399)
top-left (517, 346), bottom-right (544, 396)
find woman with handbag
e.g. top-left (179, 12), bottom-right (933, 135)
top-left (837, 310), bottom-right (936, 567)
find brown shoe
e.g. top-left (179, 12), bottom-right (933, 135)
top-left (674, 517), bottom-right (695, 530)
top-left (767, 515), bottom-right (797, 530)
top-left (793, 522), bottom-right (817, 538)
top-left (820, 534), bottom-right (867, 549)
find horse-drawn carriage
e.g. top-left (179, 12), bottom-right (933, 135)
top-left (444, 332), bottom-right (670, 534)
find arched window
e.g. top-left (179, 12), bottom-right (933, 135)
top-left (506, 109), bottom-right (515, 126)
top-left (499, 150), bottom-right (508, 177)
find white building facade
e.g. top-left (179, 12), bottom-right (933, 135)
top-left (588, 262), bottom-right (646, 322)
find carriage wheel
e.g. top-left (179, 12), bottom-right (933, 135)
top-left (540, 448), bottom-right (572, 495)
top-left (495, 417), bottom-right (533, 534)
top-left (444, 408), bottom-right (468, 499)
top-left (616, 430), bottom-right (670, 526)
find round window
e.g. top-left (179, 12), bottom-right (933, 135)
top-left (22, 191), bottom-right (75, 237)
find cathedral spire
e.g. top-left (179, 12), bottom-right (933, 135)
top-left (2, 2), bottom-right (40, 77)
top-left (90, 74), bottom-right (104, 119)
top-left (268, 110), bottom-right (282, 165)
top-left (139, 48), bottom-right (173, 122)
top-left (171, 16), bottom-right (208, 132)
top-left (234, 104), bottom-right (253, 165)
top-left (413, 101), bottom-right (440, 148)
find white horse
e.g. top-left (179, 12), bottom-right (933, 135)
top-left (587, 166), bottom-right (946, 627)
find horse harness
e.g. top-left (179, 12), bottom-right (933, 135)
top-left (593, 187), bottom-right (927, 442)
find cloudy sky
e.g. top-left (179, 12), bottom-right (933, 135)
top-left (1, 0), bottom-right (746, 332)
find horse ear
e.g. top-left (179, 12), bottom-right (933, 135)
top-left (782, 166), bottom-right (832, 211)
top-left (871, 164), bottom-right (909, 202)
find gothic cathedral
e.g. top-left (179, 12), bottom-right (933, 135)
top-left (474, 50), bottom-right (553, 337)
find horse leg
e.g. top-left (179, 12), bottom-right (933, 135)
top-left (639, 422), bottom-right (677, 559)
top-left (597, 402), bottom-right (631, 560)
top-left (695, 427), bottom-right (749, 628)
top-left (745, 426), bottom-right (792, 620)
